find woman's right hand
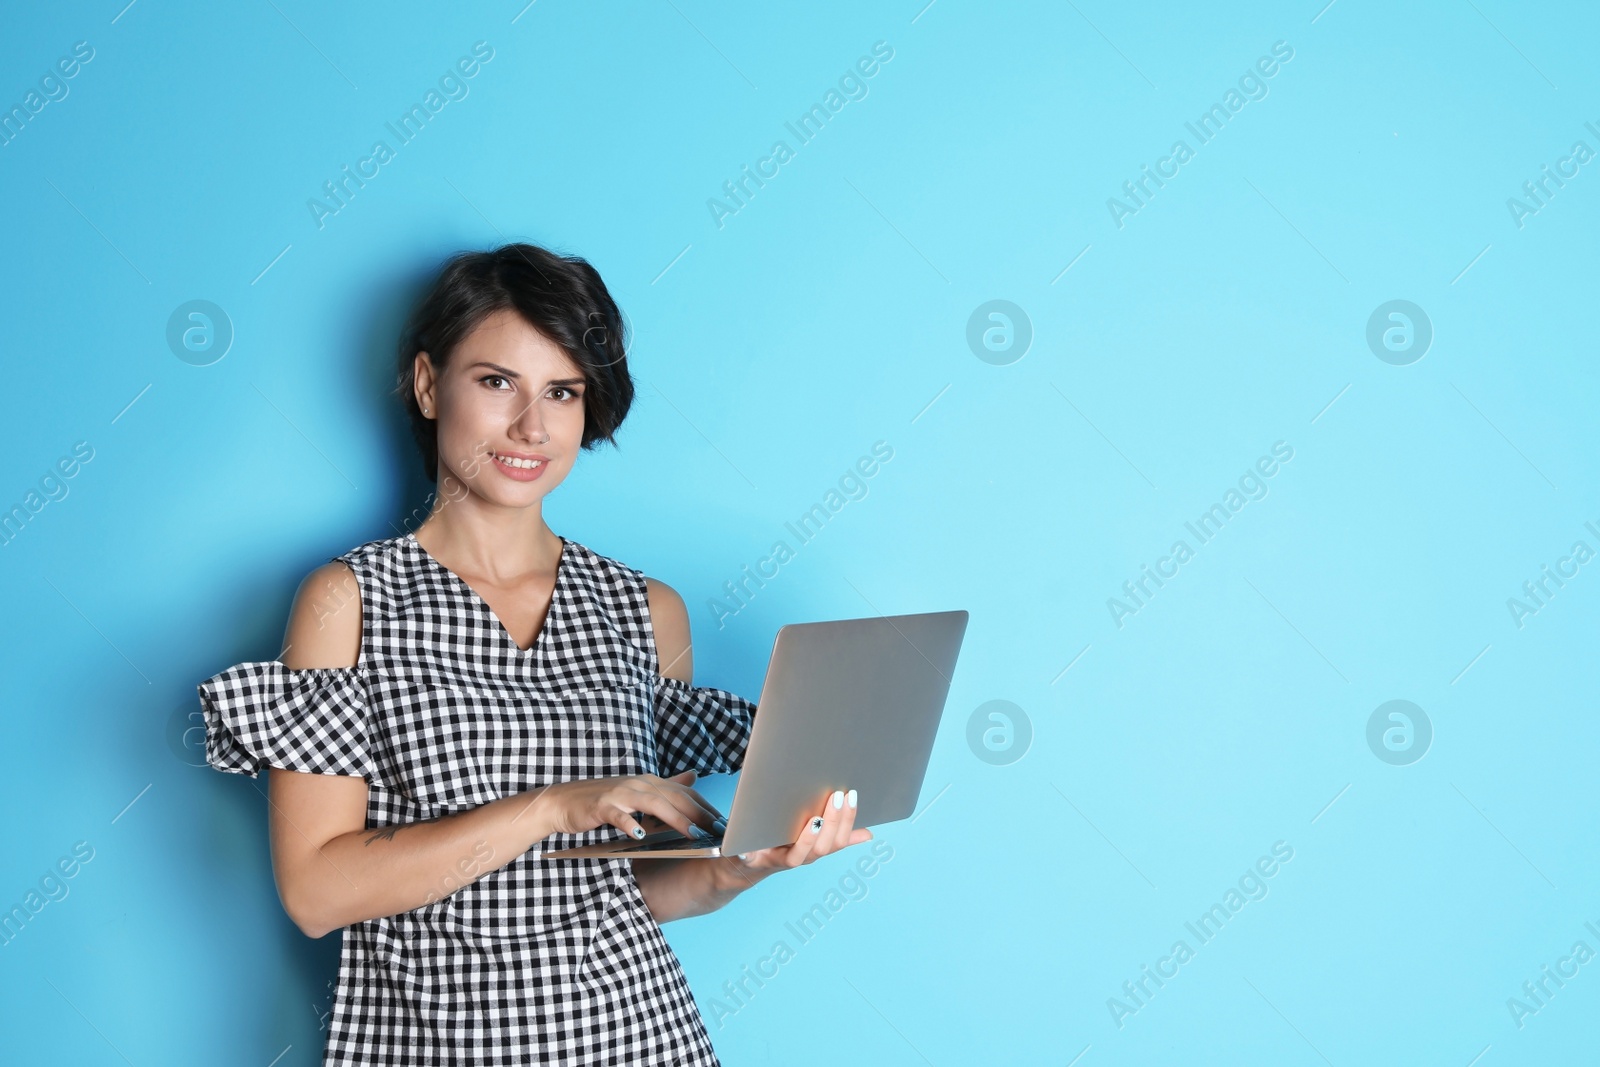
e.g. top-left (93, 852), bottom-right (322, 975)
top-left (534, 770), bottom-right (725, 841)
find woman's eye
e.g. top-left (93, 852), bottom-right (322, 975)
top-left (481, 375), bottom-right (511, 390)
top-left (551, 387), bottom-right (583, 402)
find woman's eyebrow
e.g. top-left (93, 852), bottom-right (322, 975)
top-left (466, 362), bottom-right (585, 387)
top-left (466, 361), bottom-right (521, 377)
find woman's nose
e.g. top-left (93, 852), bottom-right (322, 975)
top-left (510, 400), bottom-right (548, 441)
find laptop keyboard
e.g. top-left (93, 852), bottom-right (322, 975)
top-left (627, 831), bottom-right (724, 852)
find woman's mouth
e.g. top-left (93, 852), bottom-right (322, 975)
top-left (490, 451), bottom-right (549, 481)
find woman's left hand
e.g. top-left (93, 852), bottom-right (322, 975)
top-left (722, 787), bottom-right (871, 884)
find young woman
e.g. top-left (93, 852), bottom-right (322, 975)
top-left (197, 242), bottom-right (871, 1065)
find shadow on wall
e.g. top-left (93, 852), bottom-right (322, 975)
top-left (349, 251), bottom-right (449, 541)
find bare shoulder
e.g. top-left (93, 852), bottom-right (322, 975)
top-left (644, 576), bottom-right (693, 683)
top-left (280, 560), bottom-right (363, 669)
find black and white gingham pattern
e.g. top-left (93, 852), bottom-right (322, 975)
top-left (197, 531), bottom-right (757, 1066)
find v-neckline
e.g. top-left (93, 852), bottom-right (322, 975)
top-left (407, 531), bottom-right (569, 656)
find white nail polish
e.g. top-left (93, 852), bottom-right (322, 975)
top-left (846, 789), bottom-right (857, 809)
top-left (831, 789), bottom-right (844, 809)
top-left (811, 816), bottom-right (823, 834)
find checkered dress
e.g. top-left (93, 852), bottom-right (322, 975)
top-left (197, 531), bottom-right (757, 1065)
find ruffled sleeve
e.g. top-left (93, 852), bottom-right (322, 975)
top-left (651, 674), bottom-right (757, 777)
top-left (196, 660), bottom-right (376, 779)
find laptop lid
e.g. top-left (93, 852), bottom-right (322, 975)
top-left (721, 609), bottom-right (969, 855)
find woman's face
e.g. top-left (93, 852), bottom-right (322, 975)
top-left (414, 307), bottom-right (587, 508)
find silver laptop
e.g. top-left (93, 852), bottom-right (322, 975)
top-left (539, 609), bottom-right (969, 860)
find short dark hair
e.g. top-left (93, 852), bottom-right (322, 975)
top-left (395, 242), bottom-right (633, 483)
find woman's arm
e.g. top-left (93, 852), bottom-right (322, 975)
top-left (630, 855), bottom-right (772, 923)
top-left (268, 562), bottom-right (570, 939)
top-left (269, 770), bottom-right (570, 939)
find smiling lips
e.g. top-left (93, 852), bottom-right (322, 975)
top-left (490, 450), bottom-right (550, 480)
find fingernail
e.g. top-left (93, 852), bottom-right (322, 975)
top-left (632, 826), bottom-right (646, 839)
top-left (712, 819), bottom-right (727, 834)
top-left (738, 853), bottom-right (750, 861)
top-left (811, 816), bottom-right (824, 834)
top-left (846, 789), bottom-right (857, 809)
top-left (831, 789), bottom-right (844, 810)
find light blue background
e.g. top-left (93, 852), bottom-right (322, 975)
top-left (2, 1), bottom-right (1597, 1064)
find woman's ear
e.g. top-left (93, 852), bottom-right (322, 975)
top-left (413, 350), bottom-right (435, 415)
